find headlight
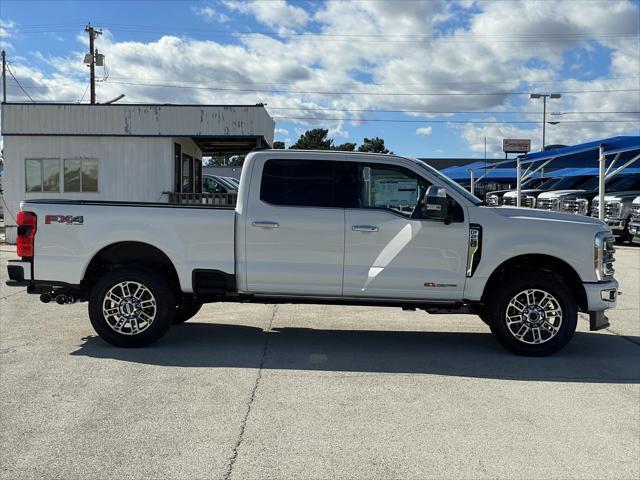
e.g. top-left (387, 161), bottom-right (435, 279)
top-left (524, 195), bottom-right (536, 208)
top-left (486, 195), bottom-right (499, 206)
top-left (594, 231), bottom-right (616, 281)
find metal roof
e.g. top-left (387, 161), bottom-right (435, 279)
top-left (0, 102), bottom-right (275, 145)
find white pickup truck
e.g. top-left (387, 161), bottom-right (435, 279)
top-left (6, 150), bottom-right (619, 356)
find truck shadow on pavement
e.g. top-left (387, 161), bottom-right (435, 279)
top-left (71, 323), bottom-right (640, 384)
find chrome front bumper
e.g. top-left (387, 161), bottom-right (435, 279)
top-left (601, 217), bottom-right (626, 231)
top-left (583, 279), bottom-right (618, 331)
top-left (583, 279), bottom-right (618, 312)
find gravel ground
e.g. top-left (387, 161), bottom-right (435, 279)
top-left (1, 244), bottom-right (638, 480)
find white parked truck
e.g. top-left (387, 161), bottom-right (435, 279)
top-left (6, 150), bottom-right (618, 355)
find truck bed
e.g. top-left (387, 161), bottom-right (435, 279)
top-left (21, 199), bottom-right (236, 293)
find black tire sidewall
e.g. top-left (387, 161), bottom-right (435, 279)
top-left (487, 272), bottom-right (577, 356)
top-left (173, 300), bottom-right (203, 324)
top-left (89, 267), bottom-right (175, 347)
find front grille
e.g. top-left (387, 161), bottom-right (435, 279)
top-left (561, 198), bottom-right (589, 215)
top-left (536, 198), bottom-right (559, 211)
top-left (486, 195), bottom-right (500, 206)
top-left (503, 196), bottom-right (532, 207)
top-left (592, 201), bottom-right (621, 218)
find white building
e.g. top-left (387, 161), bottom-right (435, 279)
top-left (1, 102), bottom-right (274, 243)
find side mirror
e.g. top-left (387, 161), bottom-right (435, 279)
top-left (422, 186), bottom-right (449, 222)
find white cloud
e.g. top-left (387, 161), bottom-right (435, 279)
top-left (0, 18), bottom-right (14, 37)
top-left (192, 5), bottom-right (230, 23)
top-left (416, 126), bottom-right (432, 136)
top-left (223, 0), bottom-right (309, 30)
top-left (4, 0), bottom-right (638, 154)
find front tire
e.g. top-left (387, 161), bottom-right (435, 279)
top-left (485, 271), bottom-right (577, 356)
top-left (88, 267), bottom-right (175, 347)
top-left (173, 300), bottom-right (203, 324)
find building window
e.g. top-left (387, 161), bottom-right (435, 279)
top-left (25, 158), bottom-right (60, 193)
top-left (64, 158), bottom-right (98, 192)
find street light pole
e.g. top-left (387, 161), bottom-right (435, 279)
top-left (542, 95), bottom-right (546, 150)
top-left (530, 93), bottom-right (561, 150)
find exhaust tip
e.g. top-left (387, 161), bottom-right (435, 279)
top-left (55, 294), bottom-right (69, 305)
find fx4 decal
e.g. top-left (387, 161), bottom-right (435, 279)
top-left (45, 215), bottom-right (84, 225)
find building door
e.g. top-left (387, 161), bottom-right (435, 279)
top-left (174, 149), bottom-right (203, 194)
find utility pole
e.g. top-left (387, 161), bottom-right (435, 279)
top-left (85, 23), bottom-right (102, 104)
top-left (2, 50), bottom-right (6, 103)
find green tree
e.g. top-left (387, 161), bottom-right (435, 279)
top-left (358, 137), bottom-right (391, 154)
top-left (290, 128), bottom-right (334, 150)
top-left (333, 142), bottom-right (356, 151)
top-left (273, 141), bottom-right (285, 149)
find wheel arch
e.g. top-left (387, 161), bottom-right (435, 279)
top-left (81, 241), bottom-right (181, 295)
top-left (481, 254), bottom-right (588, 311)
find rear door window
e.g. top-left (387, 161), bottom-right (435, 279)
top-left (260, 159), bottom-right (334, 207)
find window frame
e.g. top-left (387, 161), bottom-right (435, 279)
top-left (259, 158), bottom-right (336, 209)
top-left (345, 161), bottom-right (431, 218)
top-left (259, 157), bottom-right (466, 222)
top-left (25, 158), bottom-right (61, 193)
top-left (63, 157), bottom-right (99, 193)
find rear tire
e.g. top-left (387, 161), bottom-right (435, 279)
top-left (88, 267), bottom-right (175, 347)
top-left (485, 271), bottom-right (577, 356)
top-left (173, 300), bottom-right (203, 324)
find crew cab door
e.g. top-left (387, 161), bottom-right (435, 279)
top-left (340, 161), bottom-right (468, 300)
top-left (244, 158), bottom-right (344, 296)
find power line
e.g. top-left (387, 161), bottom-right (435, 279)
top-left (103, 75), bottom-right (640, 89)
top-left (105, 79), bottom-right (640, 96)
top-left (266, 106), bottom-right (640, 115)
top-left (272, 116), bottom-right (640, 124)
top-left (5, 22), bottom-right (639, 44)
top-left (5, 22), bottom-right (637, 39)
top-left (6, 63), bottom-right (34, 102)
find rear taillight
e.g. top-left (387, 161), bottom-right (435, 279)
top-left (17, 211), bottom-right (37, 258)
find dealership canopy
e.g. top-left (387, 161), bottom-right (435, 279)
top-left (469, 136), bottom-right (640, 216)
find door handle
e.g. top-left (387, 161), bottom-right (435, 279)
top-left (352, 225), bottom-right (379, 232)
top-left (252, 221), bottom-right (279, 228)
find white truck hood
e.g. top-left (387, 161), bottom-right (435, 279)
top-left (491, 206), bottom-right (606, 227)
top-left (503, 189), bottom-right (539, 198)
top-left (537, 189), bottom-right (586, 200)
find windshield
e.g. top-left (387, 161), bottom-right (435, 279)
top-left (575, 175), bottom-right (640, 192)
top-left (543, 175), bottom-right (594, 190)
top-left (522, 177), bottom-right (542, 188)
top-left (539, 177), bottom-right (562, 189)
top-left (413, 159), bottom-right (483, 205)
top-left (609, 175), bottom-right (640, 191)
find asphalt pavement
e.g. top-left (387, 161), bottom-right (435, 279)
top-left (1, 244), bottom-right (638, 479)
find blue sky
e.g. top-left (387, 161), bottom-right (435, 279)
top-left (1, 0), bottom-right (638, 158)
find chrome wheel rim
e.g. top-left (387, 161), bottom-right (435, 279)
top-left (505, 288), bottom-right (563, 345)
top-left (102, 281), bottom-right (157, 335)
